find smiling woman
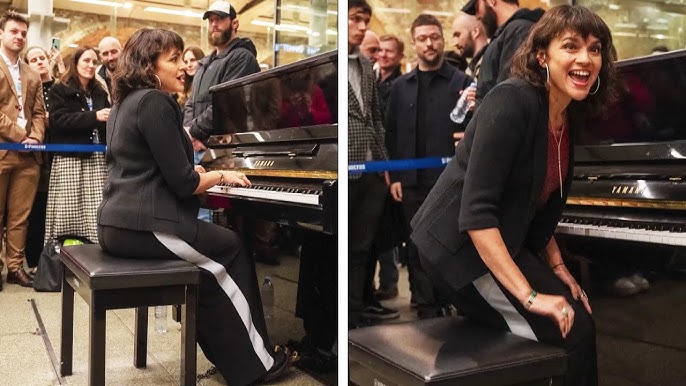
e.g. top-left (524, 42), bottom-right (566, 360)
top-left (409, 5), bottom-right (617, 386)
top-left (44, 45), bottom-right (111, 246)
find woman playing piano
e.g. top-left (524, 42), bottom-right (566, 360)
top-left (410, 5), bottom-right (616, 386)
top-left (96, 28), bottom-right (291, 385)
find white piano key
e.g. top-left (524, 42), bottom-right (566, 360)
top-left (207, 185), bottom-right (320, 206)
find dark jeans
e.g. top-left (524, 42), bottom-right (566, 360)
top-left (349, 174), bottom-right (387, 325)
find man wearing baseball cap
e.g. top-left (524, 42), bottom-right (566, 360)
top-left (462, 0), bottom-right (543, 107)
top-left (183, 3), bottom-right (291, 384)
top-left (184, 0), bottom-right (260, 148)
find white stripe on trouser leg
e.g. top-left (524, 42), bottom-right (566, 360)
top-left (472, 273), bottom-right (538, 341)
top-left (153, 232), bottom-right (274, 370)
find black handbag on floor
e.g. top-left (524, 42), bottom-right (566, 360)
top-left (33, 235), bottom-right (92, 292)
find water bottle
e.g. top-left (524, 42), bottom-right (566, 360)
top-left (260, 276), bottom-right (274, 321)
top-left (154, 305), bottom-right (167, 334)
top-left (450, 81), bottom-right (477, 124)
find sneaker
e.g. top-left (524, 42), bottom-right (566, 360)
top-left (628, 273), bottom-right (650, 291)
top-left (374, 286), bottom-right (399, 301)
top-left (361, 303), bottom-right (399, 320)
top-left (608, 277), bottom-right (640, 297)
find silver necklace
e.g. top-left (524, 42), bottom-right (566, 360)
top-left (551, 123), bottom-right (564, 199)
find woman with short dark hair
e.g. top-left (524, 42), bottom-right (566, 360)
top-left (411, 6), bottom-right (617, 386)
top-left (97, 28), bottom-right (291, 385)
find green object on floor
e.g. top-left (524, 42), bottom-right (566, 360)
top-left (62, 239), bottom-right (85, 246)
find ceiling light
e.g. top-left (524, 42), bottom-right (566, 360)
top-left (144, 7), bottom-right (203, 18)
top-left (422, 10), bottom-right (453, 17)
top-left (70, 0), bottom-right (129, 7)
top-left (281, 4), bottom-right (337, 16)
top-left (375, 7), bottom-right (411, 14)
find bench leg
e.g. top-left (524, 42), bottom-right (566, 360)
top-left (60, 269), bottom-right (74, 376)
top-left (89, 294), bottom-right (106, 386)
top-left (134, 307), bottom-right (148, 368)
top-left (173, 304), bottom-right (181, 323)
top-left (181, 284), bottom-right (198, 386)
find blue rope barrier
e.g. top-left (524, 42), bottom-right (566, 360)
top-left (348, 157), bottom-right (452, 173)
top-left (0, 143), bottom-right (106, 152)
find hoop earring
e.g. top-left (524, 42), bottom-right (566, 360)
top-left (588, 75), bottom-right (600, 95)
top-left (153, 74), bottom-right (162, 88)
top-left (543, 63), bottom-right (549, 85)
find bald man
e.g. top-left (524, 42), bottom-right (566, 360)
top-left (360, 29), bottom-right (380, 64)
top-left (96, 36), bottom-right (121, 95)
top-left (451, 12), bottom-right (488, 77)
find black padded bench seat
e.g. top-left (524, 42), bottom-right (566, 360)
top-left (349, 316), bottom-right (568, 386)
top-left (60, 244), bottom-right (201, 386)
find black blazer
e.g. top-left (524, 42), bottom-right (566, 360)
top-left (410, 78), bottom-right (575, 292)
top-left (97, 89), bottom-right (201, 243)
top-left (48, 81), bottom-right (110, 157)
top-left (385, 61), bottom-right (471, 187)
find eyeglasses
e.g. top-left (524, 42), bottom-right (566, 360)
top-left (414, 34), bottom-right (444, 44)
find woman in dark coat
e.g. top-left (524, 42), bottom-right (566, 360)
top-left (45, 46), bottom-right (110, 244)
top-left (410, 6), bottom-right (617, 386)
top-left (96, 28), bottom-right (291, 386)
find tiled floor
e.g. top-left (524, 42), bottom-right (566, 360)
top-left (0, 253), bottom-right (332, 386)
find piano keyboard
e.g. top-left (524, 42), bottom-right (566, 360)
top-left (556, 221), bottom-right (686, 246)
top-left (206, 182), bottom-right (323, 206)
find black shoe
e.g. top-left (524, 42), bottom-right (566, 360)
top-left (374, 286), bottom-right (399, 301)
top-left (258, 346), bottom-right (296, 384)
top-left (361, 303), bottom-right (399, 320)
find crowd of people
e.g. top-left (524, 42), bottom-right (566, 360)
top-left (0, 0), bottom-right (296, 384)
top-left (348, 1), bottom-right (617, 385)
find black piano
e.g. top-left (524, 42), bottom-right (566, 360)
top-left (557, 49), bottom-right (686, 246)
top-left (200, 50), bottom-right (338, 235)
top-left (555, 50), bottom-right (686, 386)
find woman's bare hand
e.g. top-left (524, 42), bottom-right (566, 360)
top-left (219, 170), bottom-right (251, 187)
top-left (527, 292), bottom-right (575, 339)
top-left (553, 264), bottom-right (592, 315)
top-left (96, 108), bottom-right (111, 122)
top-left (194, 165), bottom-right (206, 173)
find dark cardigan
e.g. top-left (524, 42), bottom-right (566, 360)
top-left (410, 78), bottom-right (575, 292)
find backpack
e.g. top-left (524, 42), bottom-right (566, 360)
top-left (33, 235), bottom-right (93, 292)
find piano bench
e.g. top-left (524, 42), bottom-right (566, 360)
top-left (59, 244), bottom-right (200, 386)
top-left (349, 317), bottom-right (568, 386)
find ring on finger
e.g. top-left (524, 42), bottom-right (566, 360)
top-left (561, 306), bottom-right (568, 318)
top-left (581, 289), bottom-right (588, 299)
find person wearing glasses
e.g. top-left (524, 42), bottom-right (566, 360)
top-left (385, 13), bottom-right (472, 319)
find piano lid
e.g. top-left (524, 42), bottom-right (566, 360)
top-left (209, 50), bottom-right (337, 134)
top-left (575, 49), bottom-right (686, 163)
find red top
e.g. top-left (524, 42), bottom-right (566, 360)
top-left (539, 122), bottom-right (570, 206)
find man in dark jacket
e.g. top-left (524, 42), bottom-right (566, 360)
top-left (184, 0), bottom-right (261, 146)
top-left (386, 13), bottom-right (472, 319)
top-left (462, 0), bottom-right (543, 106)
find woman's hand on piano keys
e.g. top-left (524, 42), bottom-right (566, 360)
top-left (219, 170), bottom-right (251, 187)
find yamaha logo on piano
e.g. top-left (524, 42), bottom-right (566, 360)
top-left (253, 160), bottom-right (275, 167)
top-left (611, 185), bottom-right (646, 195)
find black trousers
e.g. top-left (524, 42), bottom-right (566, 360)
top-left (25, 190), bottom-right (48, 267)
top-left (348, 173), bottom-right (387, 325)
top-left (402, 185), bottom-right (447, 316)
top-left (98, 222), bottom-right (281, 386)
top-left (421, 247), bottom-right (598, 386)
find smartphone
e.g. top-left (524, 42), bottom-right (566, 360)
top-left (51, 36), bottom-right (60, 51)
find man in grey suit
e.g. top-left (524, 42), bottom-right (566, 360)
top-left (348, 0), bottom-right (398, 328)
